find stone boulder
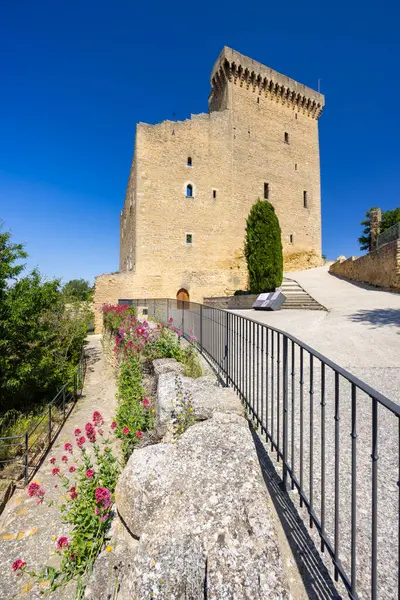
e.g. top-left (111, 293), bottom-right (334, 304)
top-left (156, 371), bottom-right (243, 436)
top-left (115, 410), bottom-right (289, 599)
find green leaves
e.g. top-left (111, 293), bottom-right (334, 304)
top-left (0, 227), bottom-right (90, 415)
top-left (358, 207), bottom-right (400, 251)
top-left (244, 200), bottom-right (283, 294)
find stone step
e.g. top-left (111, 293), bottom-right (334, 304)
top-left (280, 277), bottom-right (325, 311)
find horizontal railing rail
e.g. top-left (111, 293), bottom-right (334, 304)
top-left (125, 297), bottom-right (400, 600)
top-left (0, 351), bottom-right (86, 485)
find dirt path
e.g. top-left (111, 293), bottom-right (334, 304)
top-left (0, 335), bottom-right (117, 599)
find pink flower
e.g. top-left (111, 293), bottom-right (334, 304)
top-left (12, 559), bottom-right (26, 571)
top-left (74, 428), bottom-right (81, 436)
top-left (28, 482), bottom-right (46, 503)
top-left (85, 423), bottom-right (96, 443)
top-left (69, 486), bottom-right (78, 500)
top-left (98, 429), bottom-right (104, 436)
top-left (111, 421), bottom-right (117, 430)
top-left (142, 397), bottom-right (150, 408)
top-left (122, 427), bottom-right (130, 436)
top-left (52, 468), bottom-right (60, 476)
top-left (86, 469), bottom-right (95, 479)
top-left (56, 536), bottom-right (69, 550)
top-left (77, 436), bottom-right (86, 448)
top-left (92, 411), bottom-right (104, 426)
top-left (69, 466), bottom-right (76, 473)
top-left (95, 487), bottom-right (111, 508)
top-left (61, 455), bottom-right (68, 463)
top-left (49, 457), bottom-right (56, 464)
top-left (64, 442), bottom-right (73, 453)
top-left (100, 513), bottom-right (110, 522)
top-left (136, 430), bottom-right (143, 439)
top-left (169, 317), bottom-right (173, 323)
top-left (27, 482), bottom-right (40, 497)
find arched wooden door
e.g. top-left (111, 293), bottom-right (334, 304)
top-left (176, 288), bottom-right (189, 309)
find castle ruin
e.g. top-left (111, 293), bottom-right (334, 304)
top-left (94, 47), bottom-right (325, 331)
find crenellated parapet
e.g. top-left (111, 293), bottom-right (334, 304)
top-left (210, 46), bottom-right (325, 119)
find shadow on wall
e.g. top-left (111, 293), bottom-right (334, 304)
top-left (348, 308), bottom-right (400, 329)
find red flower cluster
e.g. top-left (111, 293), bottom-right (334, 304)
top-left (86, 469), bottom-right (94, 479)
top-left (122, 427), bottom-right (129, 436)
top-left (27, 482), bottom-right (45, 503)
top-left (56, 536), bottom-right (69, 550)
top-left (49, 457), bottom-right (56, 464)
top-left (52, 468), bottom-right (60, 476)
top-left (111, 421), bottom-right (117, 430)
top-left (61, 455), bottom-right (68, 463)
top-left (69, 486), bottom-right (78, 500)
top-left (74, 428), bottom-right (81, 436)
top-left (64, 442), bottom-right (73, 453)
top-left (136, 430), bottom-right (143, 439)
top-left (92, 411), bottom-right (104, 426)
top-left (69, 466), bottom-right (76, 473)
top-left (76, 436), bottom-right (86, 448)
top-left (12, 559), bottom-right (26, 571)
top-left (142, 397), bottom-right (150, 408)
top-left (95, 487), bottom-right (111, 509)
top-left (85, 422), bottom-right (96, 443)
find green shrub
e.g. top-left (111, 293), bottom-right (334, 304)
top-left (244, 200), bottom-right (283, 294)
top-left (0, 224), bottom-right (90, 415)
top-left (233, 290), bottom-right (252, 296)
top-left (115, 355), bottom-right (153, 461)
top-left (143, 327), bottom-right (184, 362)
top-left (182, 345), bottom-right (202, 378)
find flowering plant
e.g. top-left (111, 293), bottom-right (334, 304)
top-left (16, 411), bottom-right (121, 594)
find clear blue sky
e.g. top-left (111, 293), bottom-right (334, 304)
top-left (1, 0), bottom-right (399, 284)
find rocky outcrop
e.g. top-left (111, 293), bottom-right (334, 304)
top-left (110, 359), bottom-right (289, 599)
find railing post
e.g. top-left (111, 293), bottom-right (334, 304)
top-left (282, 335), bottom-right (289, 491)
top-left (48, 404), bottom-right (52, 446)
top-left (74, 372), bottom-right (77, 400)
top-left (199, 304), bottom-right (203, 353)
top-left (24, 432), bottom-right (29, 486)
top-left (225, 311), bottom-right (230, 386)
top-left (62, 388), bottom-right (66, 420)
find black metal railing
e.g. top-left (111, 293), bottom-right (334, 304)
top-left (0, 352), bottom-right (86, 485)
top-left (128, 297), bottom-right (399, 600)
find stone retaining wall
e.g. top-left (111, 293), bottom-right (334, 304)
top-left (329, 240), bottom-right (400, 289)
top-left (203, 294), bottom-right (258, 309)
top-left (87, 359), bottom-right (290, 599)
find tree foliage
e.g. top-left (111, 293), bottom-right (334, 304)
top-left (62, 278), bottom-right (93, 301)
top-left (244, 200), bottom-right (283, 293)
top-left (0, 223), bottom-right (90, 414)
top-left (358, 207), bottom-right (400, 251)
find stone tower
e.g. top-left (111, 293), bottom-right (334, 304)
top-left (94, 47), bottom-right (325, 331)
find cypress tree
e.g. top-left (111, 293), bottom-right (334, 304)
top-left (244, 199), bottom-right (283, 293)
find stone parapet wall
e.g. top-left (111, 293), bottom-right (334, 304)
top-left (329, 240), bottom-right (400, 289)
top-left (109, 359), bottom-right (290, 598)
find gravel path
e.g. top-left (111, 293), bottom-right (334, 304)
top-left (228, 267), bottom-right (400, 600)
top-left (0, 336), bottom-right (117, 599)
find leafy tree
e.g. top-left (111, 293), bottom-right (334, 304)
top-left (244, 199), bottom-right (283, 293)
top-left (358, 207), bottom-right (400, 251)
top-left (381, 208), bottom-right (400, 232)
top-left (63, 278), bottom-right (93, 301)
top-left (0, 224), bottom-right (89, 414)
top-left (358, 207), bottom-right (378, 251)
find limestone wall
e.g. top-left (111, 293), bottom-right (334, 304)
top-left (117, 47), bottom-right (323, 306)
top-left (329, 240), bottom-right (400, 289)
